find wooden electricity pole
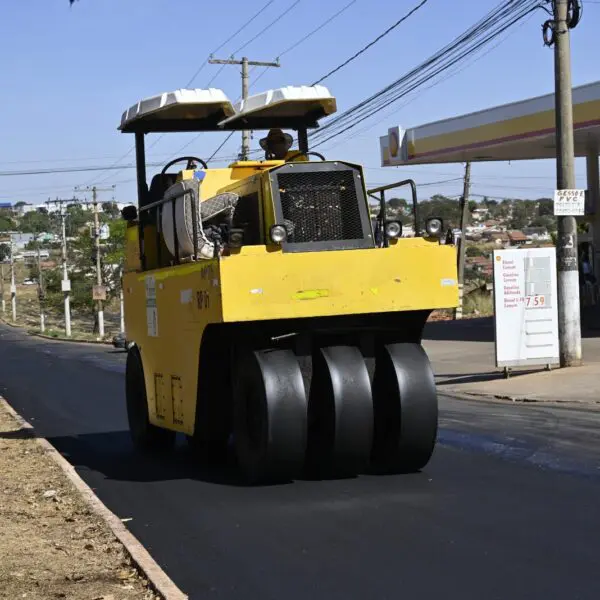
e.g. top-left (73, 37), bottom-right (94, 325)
top-left (208, 56), bottom-right (280, 159)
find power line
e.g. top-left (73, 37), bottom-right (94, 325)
top-left (185, 0), bottom-right (276, 88)
top-left (318, 9), bottom-right (535, 152)
top-left (309, 0), bottom-right (540, 148)
top-left (178, 0), bottom-right (355, 164)
top-left (311, 0), bottom-right (539, 146)
top-left (231, 0), bottom-right (303, 57)
top-left (312, 0), bottom-right (430, 85)
top-left (84, 1), bottom-right (278, 186)
top-left (248, 0), bottom-right (359, 90)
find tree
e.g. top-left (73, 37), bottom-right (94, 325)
top-left (466, 245), bottom-right (486, 258)
top-left (19, 210), bottom-right (52, 234)
top-left (0, 215), bottom-right (15, 231)
top-left (101, 201), bottom-right (120, 219)
top-left (387, 198), bottom-right (408, 212)
top-left (65, 204), bottom-right (90, 236)
top-left (537, 198), bottom-right (554, 217)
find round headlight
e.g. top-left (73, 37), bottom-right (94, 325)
top-left (425, 217), bottom-right (443, 237)
top-left (269, 224), bottom-right (288, 244)
top-left (229, 229), bottom-right (244, 247)
top-left (385, 221), bottom-right (402, 239)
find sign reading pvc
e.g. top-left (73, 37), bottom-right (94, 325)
top-left (553, 188), bottom-right (585, 216)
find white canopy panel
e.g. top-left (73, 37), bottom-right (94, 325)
top-left (219, 85), bottom-right (337, 130)
top-left (119, 88), bottom-right (236, 133)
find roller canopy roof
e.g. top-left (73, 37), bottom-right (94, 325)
top-left (119, 85), bottom-right (337, 133)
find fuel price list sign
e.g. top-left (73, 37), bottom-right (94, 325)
top-left (492, 248), bottom-right (559, 368)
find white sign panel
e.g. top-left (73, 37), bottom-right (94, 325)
top-left (493, 248), bottom-right (559, 368)
top-left (553, 188), bottom-right (585, 216)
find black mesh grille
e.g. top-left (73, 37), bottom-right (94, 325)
top-left (275, 169), bottom-right (365, 243)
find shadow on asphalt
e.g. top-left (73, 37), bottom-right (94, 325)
top-left (45, 431), bottom-right (324, 488)
top-left (423, 318), bottom-right (494, 342)
top-left (46, 432), bottom-right (389, 488)
top-left (47, 431), bottom-right (258, 487)
top-left (436, 369), bottom-right (542, 385)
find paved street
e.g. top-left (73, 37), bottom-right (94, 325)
top-left (0, 323), bottom-right (599, 600)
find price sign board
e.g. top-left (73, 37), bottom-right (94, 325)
top-left (553, 188), bottom-right (585, 216)
top-left (492, 248), bottom-right (559, 368)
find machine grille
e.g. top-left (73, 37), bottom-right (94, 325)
top-left (275, 169), bottom-right (365, 244)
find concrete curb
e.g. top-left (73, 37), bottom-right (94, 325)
top-left (442, 387), bottom-right (600, 407)
top-left (0, 318), bottom-right (113, 346)
top-left (0, 396), bottom-right (188, 600)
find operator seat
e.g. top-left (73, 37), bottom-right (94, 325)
top-left (148, 173), bottom-right (178, 205)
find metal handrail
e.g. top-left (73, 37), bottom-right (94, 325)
top-left (367, 178), bottom-right (420, 245)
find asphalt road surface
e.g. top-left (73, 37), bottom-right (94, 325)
top-left (1, 323), bottom-right (599, 600)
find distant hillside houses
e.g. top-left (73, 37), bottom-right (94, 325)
top-left (11, 201), bottom-right (129, 216)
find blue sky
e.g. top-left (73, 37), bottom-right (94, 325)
top-left (0, 0), bottom-right (598, 206)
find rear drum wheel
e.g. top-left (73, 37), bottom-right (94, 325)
top-left (371, 343), bottom-right (438, 473)
top-left (233, 349), bottom-right (308, 484)
top-left (125, 348), bottom-right (175, 452)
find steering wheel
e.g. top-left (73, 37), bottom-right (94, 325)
top-left (161, 156), bottom-right (208, 175)
top-left (288, 151), bottom-right (326, 162)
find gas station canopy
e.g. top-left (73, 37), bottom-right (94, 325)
top-left (380, 80), bottom-right (600, 166)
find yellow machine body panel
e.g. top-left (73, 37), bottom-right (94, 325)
top-left (122, 260), bottom-right (222, 435)
top-left (219, 240), bottom-right (458, 322)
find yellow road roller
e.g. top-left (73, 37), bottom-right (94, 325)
top-left (118, 85), bottom-right (459, 483)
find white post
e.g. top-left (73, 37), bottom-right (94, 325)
top-left (61, 205), bottom-right (72, 337)
top-left (10, 235), bottom-right (16, 322)
top-left (0, 264), bottom-right (5, 314)
top-left (119, 285), bottom-right (125, 334)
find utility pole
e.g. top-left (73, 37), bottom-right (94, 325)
top-left (208, 56), bottom-right (280, 160)
top-left (75, 185), bottom-right (115, 339)
top-left (455, 162), bottom-right (472, 320)
top-left (46, 197), bottom-right (72, 337)
top-left (543, 0), bottom-right (582, 366)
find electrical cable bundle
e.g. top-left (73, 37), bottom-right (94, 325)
top-left (309, 0), bottom-right (542, 148)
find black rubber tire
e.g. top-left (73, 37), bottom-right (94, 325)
top-left (371, 343), bottom-right (438, 473)
top-left (233, 349), bottom-right (308, 484)
top-left (306, 346), bottom-right (373, 478)
top-left (125, 347), bottom-right (175, 452)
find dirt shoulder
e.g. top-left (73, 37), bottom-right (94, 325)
top-left (0, 401), bottom-right (159, 600)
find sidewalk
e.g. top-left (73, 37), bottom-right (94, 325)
top-left (423, 317), bottom-right (600, 405)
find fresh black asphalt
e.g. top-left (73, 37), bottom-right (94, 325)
top-left (0, 324), bottom-right (599, 599)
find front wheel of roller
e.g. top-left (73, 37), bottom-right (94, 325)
top-left (125, 348), bottom-right (175, 453)
top-left (233, 349), bottom-right (308, 484)
top-left (371, 343), bottom-right (438, 473)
